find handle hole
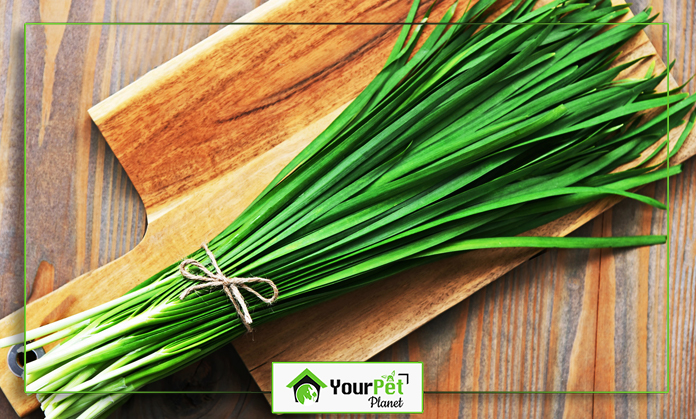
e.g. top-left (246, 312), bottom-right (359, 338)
top-left (15, 349), bottom-right (38, 367)
top-left (7, 344), bottom-right (45, 378)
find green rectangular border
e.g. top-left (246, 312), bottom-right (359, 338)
top-left (271, 361), bottom-right (424, 414)
top-left (22, 19), bottom-right (673, 396)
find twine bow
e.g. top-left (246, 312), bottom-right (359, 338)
top-left (179, 243), bottom-right (278, 332)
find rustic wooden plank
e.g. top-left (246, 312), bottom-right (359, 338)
top-left (3, 0), bottom-right (693, 417)
top-left (0, 0), bottom-right (43, 417)
top-left (3, 0), bottom-right (269, 417)
top-left (587, 3), bottom-right (696, 417)
top-left (664, 158), bottom-right (696, 417)
top-left (589, 159), bottom-right (696, 417)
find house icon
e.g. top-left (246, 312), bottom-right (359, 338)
top-left (286, 368), bottom-right (328, 404)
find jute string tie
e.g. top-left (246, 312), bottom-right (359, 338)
top-left (179, 243), bottom-right (278, 332)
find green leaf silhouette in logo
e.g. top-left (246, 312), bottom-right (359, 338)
top-left (296, 383), bottom-right (318, 404)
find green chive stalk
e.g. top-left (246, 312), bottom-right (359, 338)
top-left (5, 0), bottom-right (696, 417)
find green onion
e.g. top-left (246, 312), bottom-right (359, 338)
top-left (5, 0), bottom-right (695, 417)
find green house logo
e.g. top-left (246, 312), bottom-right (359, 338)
top-left (286, 368), bottom-right (327, 404)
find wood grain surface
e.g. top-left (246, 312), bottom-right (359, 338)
top-left (0, 0), bottom-right (694, 418)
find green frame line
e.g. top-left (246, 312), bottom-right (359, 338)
top-left (23, 22), bottom-right (670, 26)
top-left (21, 19), bottom-right (674, 397)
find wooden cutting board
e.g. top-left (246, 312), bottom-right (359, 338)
top-left (2, 0), bottom-right (695, 416)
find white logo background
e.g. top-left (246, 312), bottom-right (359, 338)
top-left (272, 362), bottom-right (423, 413)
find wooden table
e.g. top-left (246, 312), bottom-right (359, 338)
top-left (1, 0), bottom-right (694, 417)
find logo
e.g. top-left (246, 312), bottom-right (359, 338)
top-left (272, 362), bottom-right (423, 414)
top-left (286, 368), bottom-right (328, 404)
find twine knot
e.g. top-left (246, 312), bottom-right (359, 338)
top-left (179, 243), bottom-right (278, 332)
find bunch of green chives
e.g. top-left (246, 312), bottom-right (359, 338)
top-left (3, 0), bottom-right (695, 417)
